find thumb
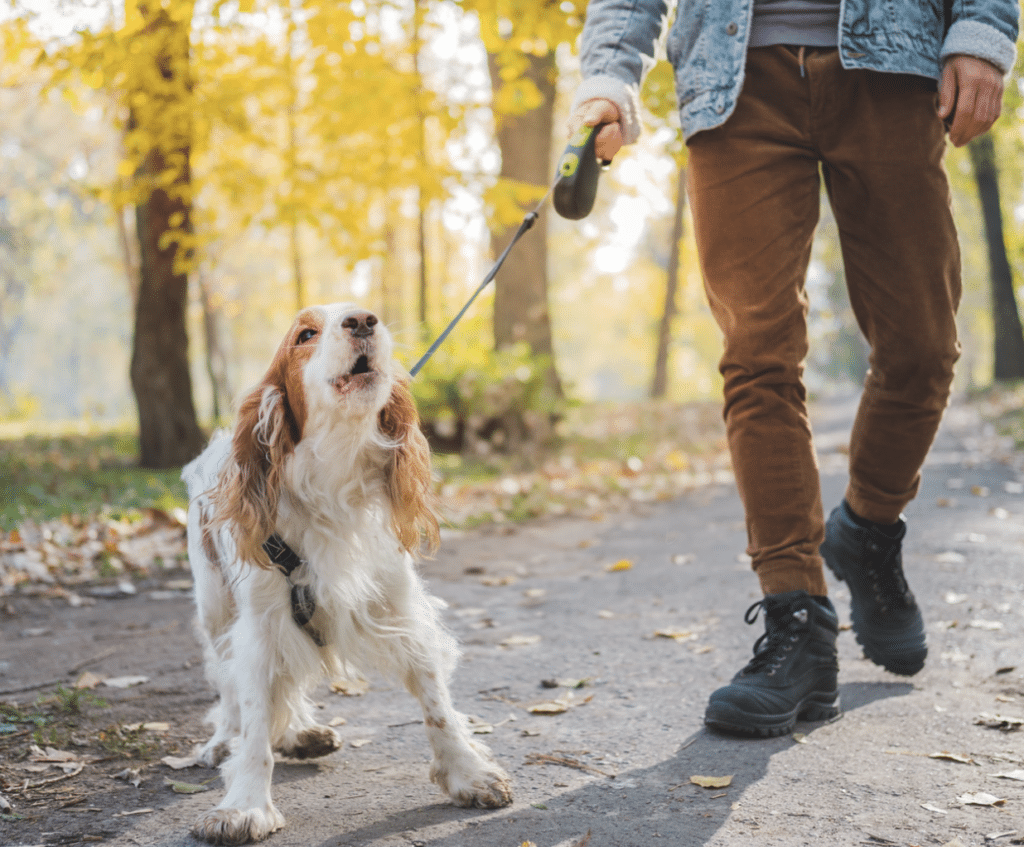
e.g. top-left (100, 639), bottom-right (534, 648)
top-left (938, 61), bottom-right (957, 119)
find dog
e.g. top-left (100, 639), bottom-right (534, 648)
top-left (181, 302), bottom-right (513, 844)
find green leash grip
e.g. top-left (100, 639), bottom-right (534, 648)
top-left (553, 123), bottom-right (610, 220)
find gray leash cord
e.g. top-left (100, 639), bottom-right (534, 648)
top-left (408, 180), bottom-right (557, 378)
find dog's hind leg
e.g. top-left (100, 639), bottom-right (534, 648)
top-left (188, 502), bottom-right (241, 768)
top-left (272, 688), bottom-right (342, 760)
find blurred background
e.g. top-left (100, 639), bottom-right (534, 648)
top-left (1, 0), bottom-right (1022, 537)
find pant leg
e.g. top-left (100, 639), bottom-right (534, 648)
top-left (813, 56), bottom-right (961, 525)
top-left (687, 46), bottom-right (828, 597)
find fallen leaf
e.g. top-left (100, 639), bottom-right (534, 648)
top-left (161, 753), bottom-right (200, 770)
top-left (943, 591), bottom-right (968, 604)
top-left (480, 575), bottom-right (518, 586)
top-left (349, 739), bottom-right (372, 748)
top-left (929, 752), bottom-right (976, 765)
top-left (936, 552), bottom-right (967, 564)
top-left (500, 634), bottom-right (541, 648)
top-left (103, 675), bottom-right (149, 689)
top-left (530, 802), bottom-right (548, 810)
top-left (125, 722), bottom-right (170, 733)
top-left (467, 715), bottom-right (493, 734)
top-left (605, 559), bottom-right (633, 572)
top-left (990, 770), bottom-right (1024, 782)
top-left (165, 779), bottom-right (209, 795)
top-left (671, 553), bottom-right (695, 565)
top-left (791, 733), bottom-right (808, 744)
top-left (969, 620), bottom-right (1004, 631)
top-left (114, 768), bottom-right (141, 788)
top-left (921, 803), bottom-right (948, 815)
top-left (959, 791), bottom-right (1006, 807)
top-left (330, 677), bottom-right (369, 696)
top-left (112, 808), bottom-right (155, 817)
top-left (522, 588), bottom-right (546, 599)
top-left (653, 628), bottom-right (698, 642)
top-left (984, 831), bottom-right (1019, 843)
top-left (971, 485), bottom-right (991, 497)
top-left (690, 775), bottom-right (733, 789)
top-left (74, 671), bottom-right (105, 689)
top-left (976, 713), bottom-right (1024, 732)
top-left (328, 716), bottom-right (347, 727)
top-left (597, 610), bottom-right (615, 619)
top-left (524, 753), bottom-right (614, 777)
top-left (528, 701), bottom-right (570, 715)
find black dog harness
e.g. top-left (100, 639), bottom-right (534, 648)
top-left (262, 534), bottom-right (326, 647)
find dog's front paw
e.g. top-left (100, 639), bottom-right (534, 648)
top-left (275, 725), bottom-right (342, 760)
top-left (432, 744), bottom-right (513, 809)
top-left (191, 805), bottom-right (285, 845)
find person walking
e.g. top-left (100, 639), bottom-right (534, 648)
top-left (568, 0), bottom-right (1019, 736)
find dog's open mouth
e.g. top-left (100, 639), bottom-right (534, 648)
top-left (331, 355), bottom-right (376, 393)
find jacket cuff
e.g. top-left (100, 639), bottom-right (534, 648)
top-left (941, 20), bottom-right (1017, 75)
top-left (572, 74), bottom-right (644, 145)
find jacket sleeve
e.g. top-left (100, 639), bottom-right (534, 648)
top-left (940, 0), bottom-right (1020, 74)
top-left (572, 0), bottom-right (674, 144)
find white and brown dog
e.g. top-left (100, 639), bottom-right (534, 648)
top-left (182, 303), bottom-right (512, 844)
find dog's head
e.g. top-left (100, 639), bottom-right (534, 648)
top-left (213, 303), bottom-right (439, 564)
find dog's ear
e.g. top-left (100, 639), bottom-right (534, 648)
top-left (213, 382), bottom-right (297, 567)
top-left (379, 378), bottom-right (440, 555)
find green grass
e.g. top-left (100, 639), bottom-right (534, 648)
top-left (0, 430), bottom-right (187, 532)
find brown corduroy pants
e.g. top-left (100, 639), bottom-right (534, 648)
top-left (686, 46), bottom-right (961, 597)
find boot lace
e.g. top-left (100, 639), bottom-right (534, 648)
top-left (863, 531), bottom-right (914, 614)
top-left (739, 598), bottom-right (809, 677)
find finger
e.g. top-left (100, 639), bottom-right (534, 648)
top-left (595, 122), bottom-right (624, 161)
top-left (950, 81), bottom-right (979, 147)
top-left (937, 62), bottom-right (957, 119)
top-left (567, 98), bottom-right (620, 136)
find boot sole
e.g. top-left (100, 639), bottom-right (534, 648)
top-left (822, 549), bottom-right (927, 677)
top-left (704, 691), bottom-right (841, 738)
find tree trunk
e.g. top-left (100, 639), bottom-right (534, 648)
top-left (128, 1), bottom-right (205, 468)
top-left (197, 269), bottom-right (231, 424)
top-left (967, 134), bottom-right (1024, 381)
top-left (486, 49), bottom-right (562, 396)
top-left (651, 162), bottom-right (687, 398)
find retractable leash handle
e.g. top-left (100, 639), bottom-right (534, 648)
top-left (408, 123), bottom-right (612, 377)
top-left (552, 122), bottom-right (610, 220)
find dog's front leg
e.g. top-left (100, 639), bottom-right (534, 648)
top-left (192, 614), bottom-right (285, 845)
top-left (404, 660), bottom-right (513, 810)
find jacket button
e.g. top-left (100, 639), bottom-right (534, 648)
top-left (726, 21), bottom-right (738, 35)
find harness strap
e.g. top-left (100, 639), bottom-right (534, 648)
top-left (262, 533), bottom-right (326, 647)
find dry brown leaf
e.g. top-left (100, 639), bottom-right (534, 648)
top-left (959, 791), bottom-right (1006, 807)
top-left (929, 752), bottom-right (976, 765)
top-left (330, 677), bottom-right (369, 696)
top-left (976, 713), bottom-right (1024, 732)
top-left (653, 628), bottom-right (698, 642)
top-left (500, 634), bottom-right (541, 648)
top-left (690, 774), bottom-right (734, 789)
top-left (161, 752), bottom-right (201, 770)
top-left (990, 769), bottom-right (1024, 781)
top-left (74, 671), bottom-right (104, 689)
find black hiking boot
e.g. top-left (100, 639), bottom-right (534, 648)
top-left (704, 591), bottom-right (840, 737)
top-left (821, 500), bottom-right (927, 676)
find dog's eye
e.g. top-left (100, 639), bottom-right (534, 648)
top-left (297, 328), bottom-right (318, 345)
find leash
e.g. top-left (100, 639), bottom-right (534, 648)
top-left (408, 123), bottom-right (609, 378)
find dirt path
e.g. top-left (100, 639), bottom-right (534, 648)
top-left (2, 396), bottom-right (1023, 847)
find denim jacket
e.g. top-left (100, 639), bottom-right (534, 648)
top-left (574, 0), bottom-right (1020, 142)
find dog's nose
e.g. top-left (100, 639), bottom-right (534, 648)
top-left (341, 311), bottom-right (378, 339)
